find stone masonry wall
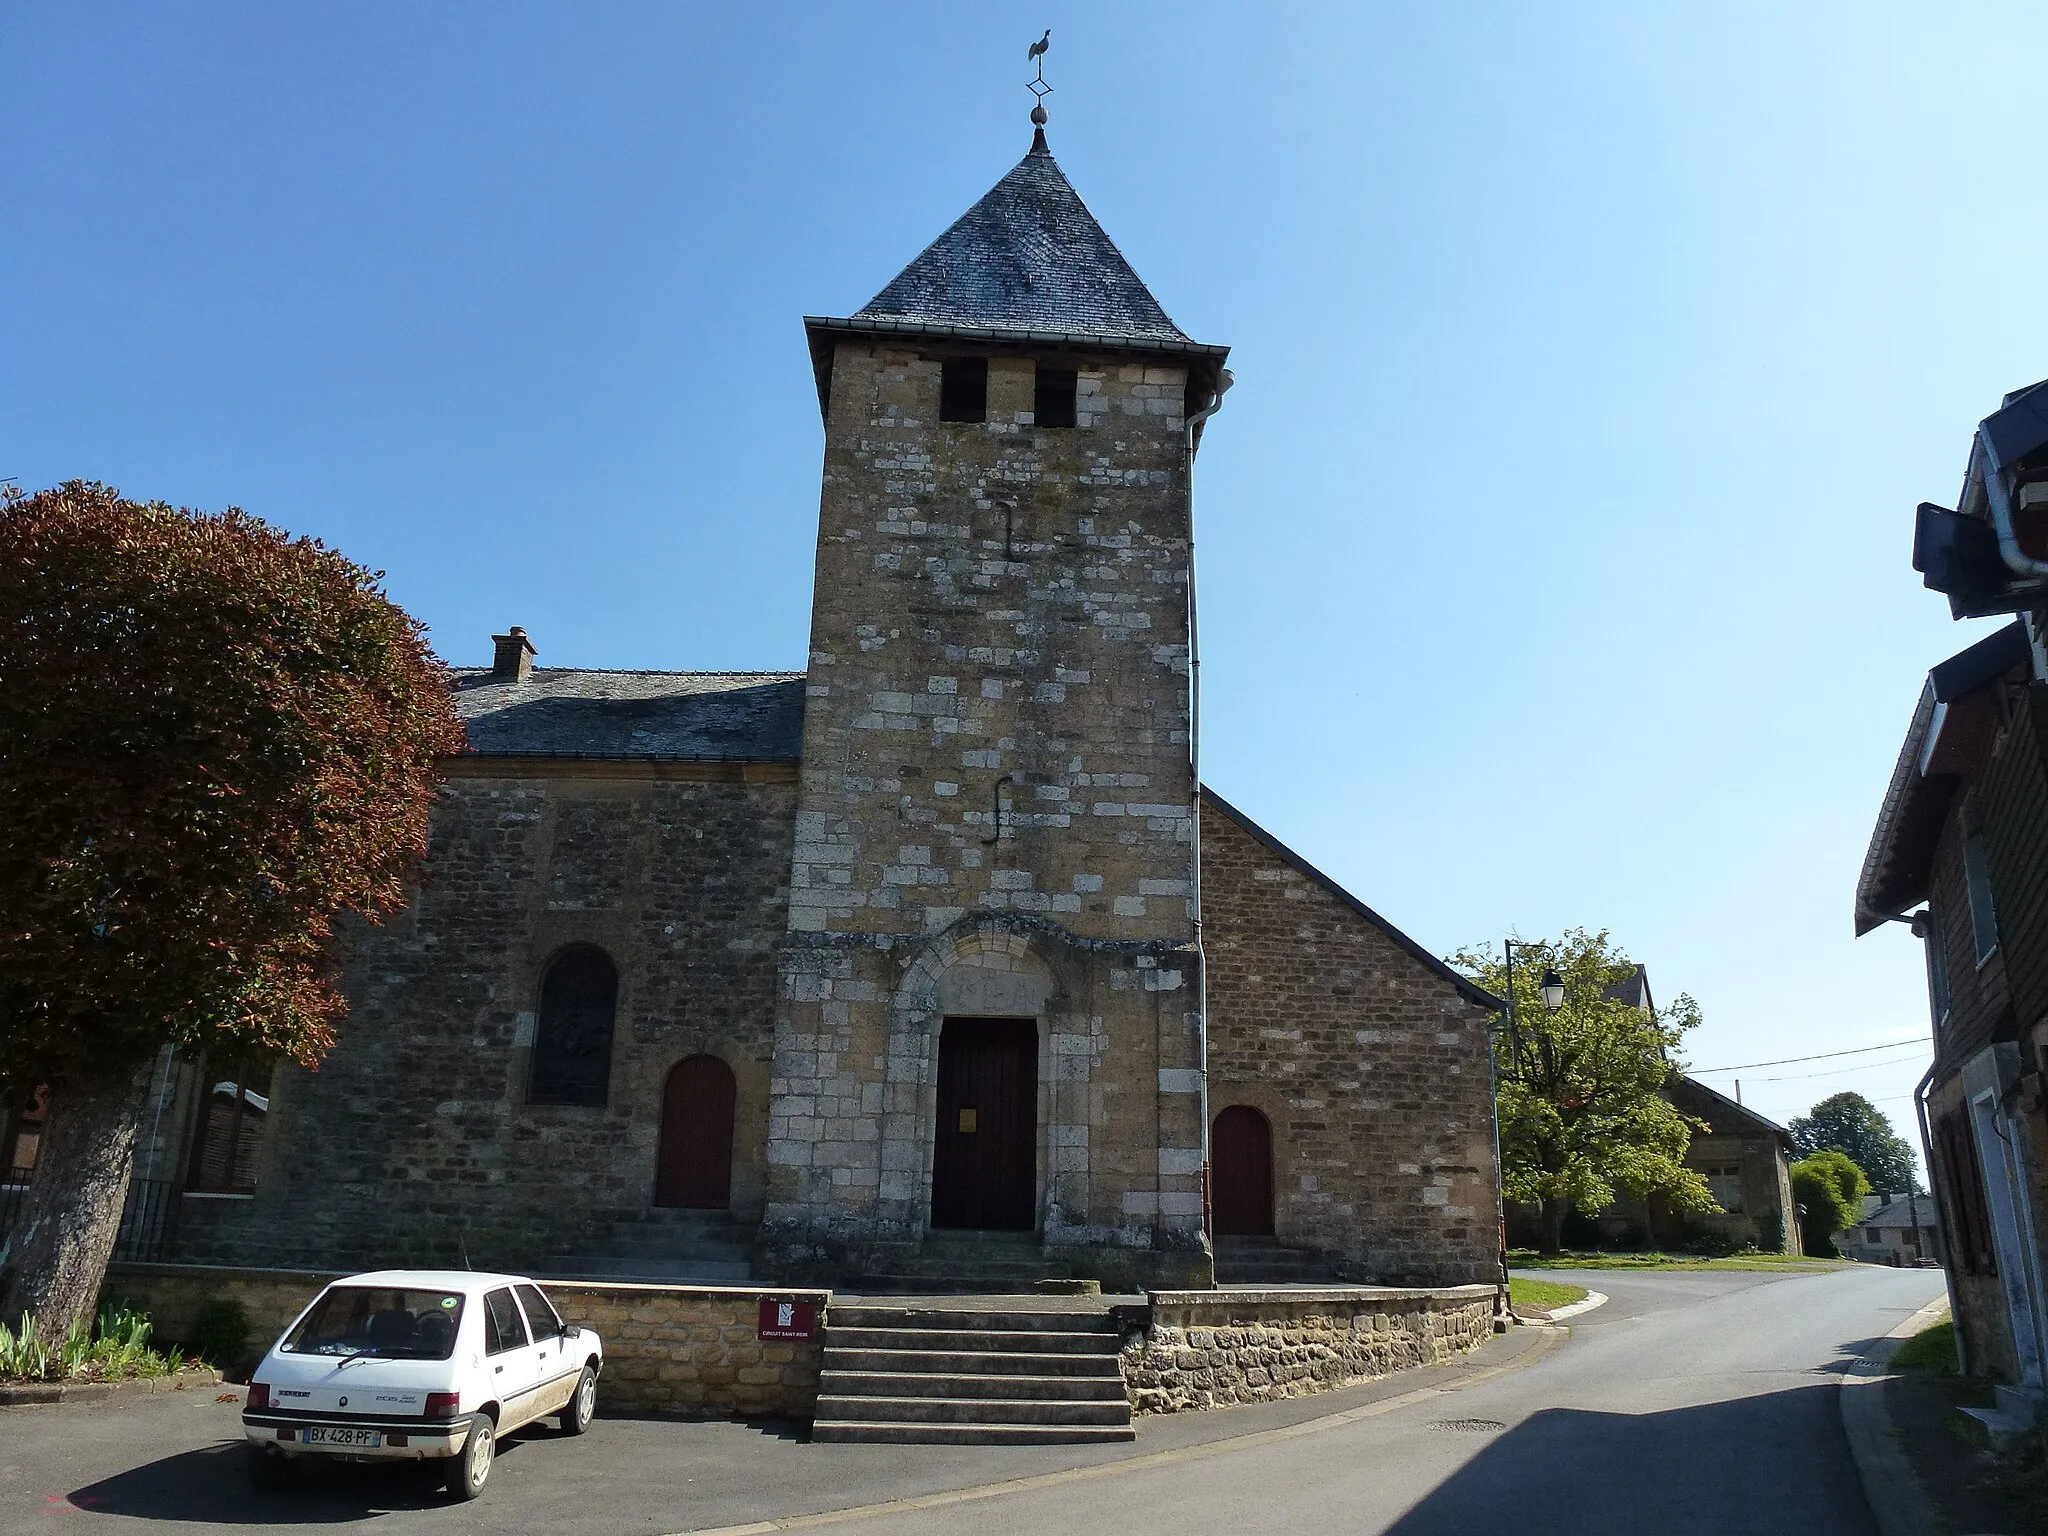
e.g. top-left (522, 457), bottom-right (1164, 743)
top-left (1120, 1285), bottom-right (1496, 1414)
top-left (544, 1282), bottom-right (825, 1418)
top-left (1201, 797), bottom-right (1500, 1286)
top-left (103, 1265), bottom-right (826, 1419)
top-left (764, 344), bottom-right (1211, 1281)
top-left (103, 1264), bottom-right (344, 1369)
top-left (172, 762), bottom-right (796, 1273)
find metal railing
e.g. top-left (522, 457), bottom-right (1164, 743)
top-left (0, 1169), bottom-right (181, 1265)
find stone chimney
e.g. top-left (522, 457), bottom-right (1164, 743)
top-left (491, 626), bottom-right (537, 684)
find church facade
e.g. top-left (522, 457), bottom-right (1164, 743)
top-left (145, 130), bottom-right (1502, 1292)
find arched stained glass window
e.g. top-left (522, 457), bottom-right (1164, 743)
top-left (528, 946), bottom-right (617, 1107)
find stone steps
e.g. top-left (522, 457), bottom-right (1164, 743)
top-left (818, 1393), bottom-right (1132, 1426)
top-left (544, 1210), bottom-right (755, 1284)
top-left (853, 1270), bottom-right (1061, 1293)
top-left (1213, 1236), bottom-right (1337, 1285)
top-left (581, 1228), bottom-right (752, 1261)
top-left (622, 1208), bottom-right (737, 1227)
top-left (812, 1302), bottom-right (1134, 1446)
top-left (541, 1255), bottom-right (754, 1283)
top-left (811, 1421), bottom-right (1137, 1446)
top-left (849, 1230), bottom-right (1071, 1294)
top-left (821, 1370), bottom-right (1129, 1401)
top-left (824, 1347), bottom-right (1125, 1377)
top-left (825, 1325), bottom-right (1117, 1355)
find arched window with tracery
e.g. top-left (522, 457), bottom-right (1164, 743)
top-left (528, 945), bottom-right (617, 1107)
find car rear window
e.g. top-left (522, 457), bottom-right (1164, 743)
top-left (282, 1287), bottom-right (465, 1360)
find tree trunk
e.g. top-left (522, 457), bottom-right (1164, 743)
top-left (1539, 1197), bottom-right (1569, 1257)
top-left (0, 1069), bottom-right (149, 1333)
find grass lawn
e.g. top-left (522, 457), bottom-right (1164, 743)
top-left (1509, 1277), bottom-right (1589, 1314)
top-left (1890, 1316), bottom-right (1958, 1375)
top-left (1508, 1248), bottom-right (1850, 1273)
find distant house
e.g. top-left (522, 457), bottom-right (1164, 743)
top-left (1663, 1076), bottom-right (1800, 1254)
top-left (1587, 1072), bottom-right (1800, 1255)
top-left (1836, 1192), bottom-right (1941, 1267)
top-left (1594, 968), bottom-right (1800, 1254)
top-left (1509, 966), bottom-right (1801, 1253)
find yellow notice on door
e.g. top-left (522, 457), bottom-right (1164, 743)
top-left (958, 1107), bottom-right (978, 1133)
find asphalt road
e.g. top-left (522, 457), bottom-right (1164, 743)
top-left (0, 1264), bottom-right (1945, 1536)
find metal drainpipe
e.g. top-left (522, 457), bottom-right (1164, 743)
top-left (1977, 424), bottom-right (2048, 580)
top-left (1913, 1060), bottom-right (1968, 1373)
top-left (1185, 368), bottom-right (1233, 1249)
top-left (139, 1044), bottom-right (177, 1186)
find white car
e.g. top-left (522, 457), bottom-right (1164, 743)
top-left (241, 1270), bottom-right (603, 1500)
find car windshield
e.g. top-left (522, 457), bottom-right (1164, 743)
top-left (281, 1286), bottom-right (466, 1360)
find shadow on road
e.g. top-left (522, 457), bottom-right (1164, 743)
top-left (1384, 1386), bottom-right (1874, 1536)
top-left (61, 1433), bottom-right (543, 1524)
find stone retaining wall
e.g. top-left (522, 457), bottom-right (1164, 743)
top-left (542, 1282), bottom-right (825, 1418)
top-left (1118, 1284), bottom-right (1497, 1414)
top-left (103, 1263), bottom-right (342, 1364)
top-left (104, 1265), bottom-right (826, 1418)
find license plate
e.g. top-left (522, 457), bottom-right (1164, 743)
top-left (302, 1426), bottom-right (383, 1448)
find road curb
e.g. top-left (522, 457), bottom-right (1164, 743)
top-left (1519, 1290), bottom-right (1608, 1324)
top-left (1840, 1296), bottom-right (1950, 1536)
top-left (674, 1328), bottom-right (1568, 1535)
top-left (0, 1365), bottom-right (219, 1408)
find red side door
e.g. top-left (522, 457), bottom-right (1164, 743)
top-left (1212, 1105), bottom-right (1275, 1236)
top-left (655, 1055), bottom-right (737, 1208)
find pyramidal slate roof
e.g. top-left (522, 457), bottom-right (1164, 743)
top-left (821, 135), bottom-right (1219, 355)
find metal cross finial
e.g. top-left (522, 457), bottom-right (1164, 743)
top-left (1026, 29), bottom-right (1052, 131)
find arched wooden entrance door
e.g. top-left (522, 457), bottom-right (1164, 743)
top-left (655, 1055), bottom-right (737, 1209)
top-left (1212, 1105), bottom-right (1275, 1236)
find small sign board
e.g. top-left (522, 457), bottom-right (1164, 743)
top-left (758, 1297), bottom-right (818, 1341)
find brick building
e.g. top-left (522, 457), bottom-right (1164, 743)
top-left (67, 125), bottom-right (1503, 1292)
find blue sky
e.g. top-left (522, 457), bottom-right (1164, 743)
top-left (9, 4), bottom-right (2041, 1159)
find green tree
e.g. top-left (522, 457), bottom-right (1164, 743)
top-left (1455, 930), bottom-right (1716, 1256)
top-left (0, 483), bottom-right (463, 1331)
top-left (1789, 1092), bottom-right (1921, 1195)
top-left (1790, 1150), bottom-right (1872, 1256)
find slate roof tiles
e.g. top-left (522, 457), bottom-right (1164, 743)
top-left (451, 669), bottom-right (804, 762)
top-left (847, 139), bottom-right (1197, 348)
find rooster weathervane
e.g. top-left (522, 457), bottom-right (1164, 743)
top-left (1027, 30), bottom-right (1052, 130)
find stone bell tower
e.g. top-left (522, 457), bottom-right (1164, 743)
top-left (759, 119), bottom-right (1231, 1289)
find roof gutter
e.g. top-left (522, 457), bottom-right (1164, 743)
top-left (803, 314), bottom-right (1230, 358)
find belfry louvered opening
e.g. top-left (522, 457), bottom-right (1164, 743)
top-left (1034, 365), bottom-right (1077, 428)
top-left (940, 357), bottom-right (988, 423)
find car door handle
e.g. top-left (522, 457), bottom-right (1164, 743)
top-left (494, 1365), bottom-right (504, 1374)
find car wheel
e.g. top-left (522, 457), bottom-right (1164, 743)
top-left (245, 1444), bottom-right (292, 1491)
top-left (560, 1366), bottom-right (597, 1435)
top-left (445, 1414), bottom-right (494, 1501)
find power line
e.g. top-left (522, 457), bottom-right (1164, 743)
top-left (1749, 1055), bottom-right (1931, 1084)
top-left (1689, 1039), bottom-right (1929, 1073)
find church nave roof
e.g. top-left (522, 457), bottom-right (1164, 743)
top-left (450, 668), bottom-right (804, 762)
